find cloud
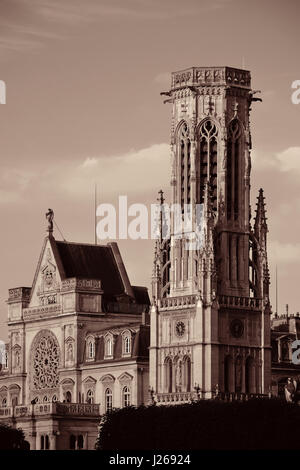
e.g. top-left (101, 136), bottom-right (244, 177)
top-left (276, 147), bottom-right (300, 173)
top-left (251, 147), bottom-right (300, 173)
top-left (0, 168), bottom-right (35, 204)
top-left (269, 240), bottom-right (300, 264)
top-left (61, 143), bottom-right (170, 197)
top-left (0, 143), bottom-right (171, 207)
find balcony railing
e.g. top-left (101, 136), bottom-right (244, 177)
top-left (154, 391), bottom-right (269, 405)
top-left (160, 295), bottom-right (197, 310)
top-left (155, 392), bottom-right (195, 404)
top-left (218, 295), bottom-right (262, 310)
top-left (0, 402), bottom-right (100, 419)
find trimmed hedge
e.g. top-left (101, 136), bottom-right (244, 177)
top-left (96, 399), bottom-right (300, 450)
top-left (0, 424), bottom-right (28, 450)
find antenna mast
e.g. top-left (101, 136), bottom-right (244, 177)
top-left (94, 183), bottom-right (97, 245)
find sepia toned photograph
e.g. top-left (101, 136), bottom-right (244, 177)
top-left (0, 0), bottom-right (299, 459)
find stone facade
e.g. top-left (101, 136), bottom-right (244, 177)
top-left (0, 237), bottom-right (150, 449)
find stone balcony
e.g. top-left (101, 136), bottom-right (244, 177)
top-left (218, 295), bottom-right (262, 310)
top-left (0, 402), bottom-right (100, 419)
top-left (155, 392), bottom-right (195, 404)
top-left (160, 295), bottom-right (197, 311)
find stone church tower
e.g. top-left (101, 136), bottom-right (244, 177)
top-left (150, 66), bottom-right (271, 401)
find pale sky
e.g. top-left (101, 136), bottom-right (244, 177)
top-left (0, 0), bottom-right (299, 338)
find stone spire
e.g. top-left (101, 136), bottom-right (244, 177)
top-left (254, 188), bottom-right (268, 250)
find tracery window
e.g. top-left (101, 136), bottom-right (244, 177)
top-left (122, 386), bottom-right (131, 407)
top-left (197, 120), bottom-right (218, 211)
top-left (32, 332), bottom-right (59, 390)
top-left (227, 119), bottom-right (241, 220)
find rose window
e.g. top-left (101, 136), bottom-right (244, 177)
top-left (33, 334), bottom-right (59, 389)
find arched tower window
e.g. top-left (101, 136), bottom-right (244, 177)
top-left (164, 357), bottom-right (173, 393)
top-left (227, 119), bottom-right (242, 221)
top-left (183, 356), bottom-right (191, 392)
top-left (178, 122), bottom-right (191, 213)
top-left (197, 120), bottom-right (218, 211)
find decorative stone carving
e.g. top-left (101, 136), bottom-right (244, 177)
top-left (32, 331), bottom-right (60, 390)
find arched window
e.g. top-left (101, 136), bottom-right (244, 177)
top-left (281, 341), bottom-right (290, 362)
top-left (78, 435), bottom-right (84, 450)
top-left (87, 338), bottom-right (95, 359)
top-left (245, 356), bottom-right (255, 394)
top-left (45, 435), bottom-right (50, 450)
top-left (197, 120), bottom-right (218, 211)
top-left (178, 122), bottom-right (191, 213)
top-left (86, 389), bottom-right (94, 404)
top-left (52, 395), bottom-right (57, 402)
top-left (66, 391), bottom-right (72, 403)
top-left (122, 386), bottom-right (131, 407)
top-left (183, 356), bottom-right (191, 392)
top-left (11, 396), bottom-right (18, 407)
top-left (227, 119), bottom-right (241, 220)
top-left (40, 435), bottom-right (44, 450)
top-left (2, 397), bottom-right (7, 407)
top-left (164, 357), bottom-right (173, 393)
top-left (105, 337), bottom-right (113, 357)
top-left (123, 335), bottom-right (131, 355)
top-left (70, 435), bottom-right (76, 450)
top-left (43, 395), bottom-right (48, 403)
top-left (224, 355), bottom-right (232, 393)
top-left (105, 388), bottom-right (113, 412)
top-left (235, 355), bottom-right (242, 393)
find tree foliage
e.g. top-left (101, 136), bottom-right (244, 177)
top-left (96, 399), bottom-right (300, 450)
top-left (0, 424), bottom-right (29, 450)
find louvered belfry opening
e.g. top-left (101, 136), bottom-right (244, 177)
top-left (179, 122), bottom-right (191, 214)
top-left (197, 120), bottom-right (218, 211)
top-left (227, 119), bottom-right (241, 221)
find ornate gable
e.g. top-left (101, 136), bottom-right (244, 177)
top-left (29, 238), bottom-right (63, 308)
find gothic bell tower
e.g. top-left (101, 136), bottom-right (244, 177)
top-left (150, 66), bottom-right (271, 402)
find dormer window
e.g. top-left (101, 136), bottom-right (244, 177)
top-left (86, 336), bottom-right (95, 360)
top-left (122, 331), bottom-right (131, 356)
top-left (104, 335), bottom-right (113, 359)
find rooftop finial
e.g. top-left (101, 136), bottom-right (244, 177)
top-left (46, 208), bottom-right (54, 235)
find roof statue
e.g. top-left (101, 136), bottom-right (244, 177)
top-left (46, 208), bottom-right (54, 234)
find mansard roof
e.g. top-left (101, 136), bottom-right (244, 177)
top-left (84, 323), bottom-right (150, 363)
top-left (28, 235), bottom-right (149, 307)
top-left (55, 241), bottom-right (125, 296)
